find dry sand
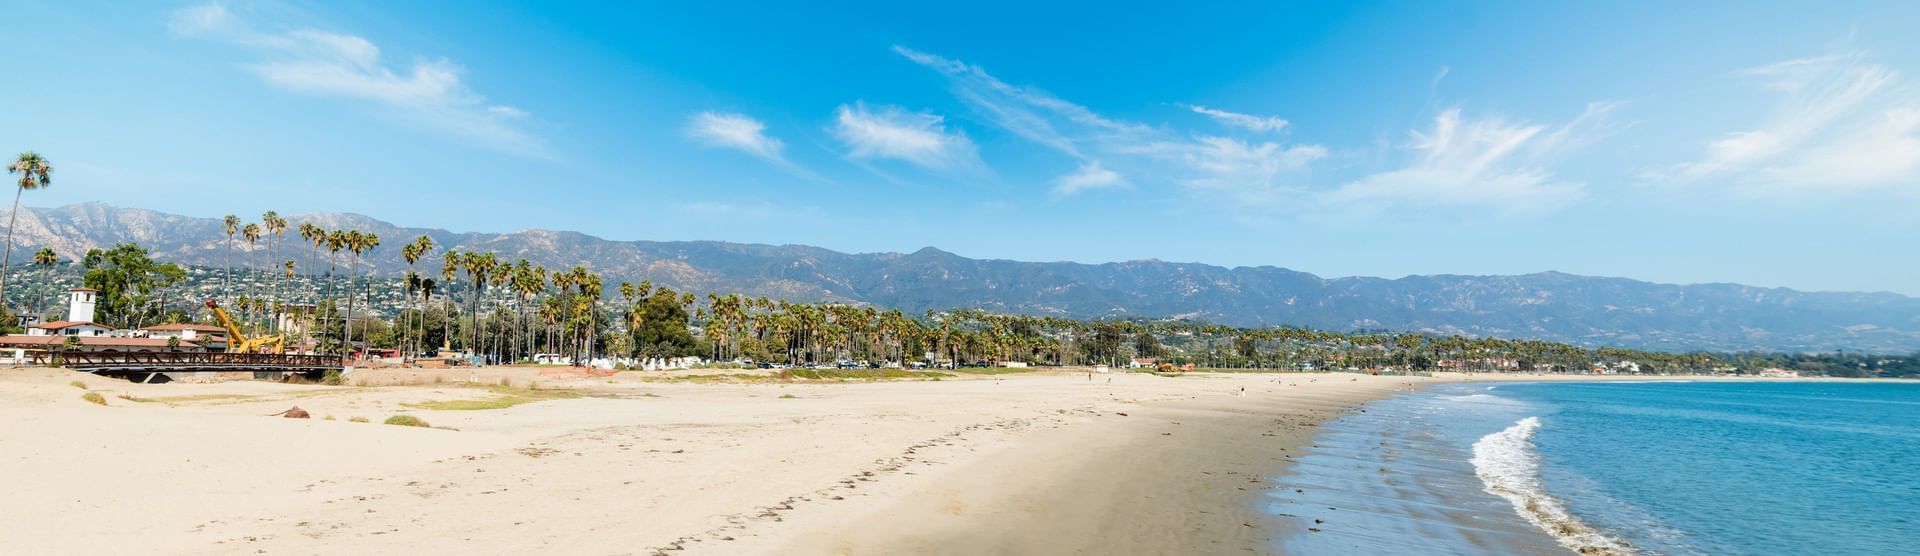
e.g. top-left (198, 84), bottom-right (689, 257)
top-left (2, 367), bottom-right (1801, 554)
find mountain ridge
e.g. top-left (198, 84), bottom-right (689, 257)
top-left (5, 202), bottom-right (1916, 353)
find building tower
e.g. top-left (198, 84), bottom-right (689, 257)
top-left (67, 287), bottom-right (98, 323)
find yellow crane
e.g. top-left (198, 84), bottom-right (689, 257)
top-left (205, 299), bottom-right (285, 354)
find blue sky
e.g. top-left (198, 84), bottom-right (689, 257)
top-left (6, 1), bottom-right (1919, 295)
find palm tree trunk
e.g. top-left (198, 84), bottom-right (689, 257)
top-left (0, 187), bottom-right (25, 313)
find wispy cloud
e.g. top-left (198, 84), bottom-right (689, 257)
top-left (1052, 161), bottom-right (1128, 195)
top-left (829, 101), bottom-right (982, 171)
top-left (895, 46), bottom-right (1324, 201)
top-left (1321, 108), bottom-right (1594, 213)
top-left (168, 2), bottom-right (544, 157)
top-left (1665, 50), bottom-right (1920, 194)
top-left (1183, 104), bottom-right (1290, 133)
top-left (893, 46), bottom-right (1611, 214)
top-left (687, 111), bottom-right (785, 161)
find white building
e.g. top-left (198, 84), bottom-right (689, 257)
top-left (1, 287), bottom-right (210, 357)
top-left (24, 288), bottom-right (112, 337)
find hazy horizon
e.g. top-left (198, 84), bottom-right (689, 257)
top-left (12, 200), bottom-right (1919, 298)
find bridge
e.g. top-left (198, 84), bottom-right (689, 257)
top-left (37, 352), bottom-right (344, 381)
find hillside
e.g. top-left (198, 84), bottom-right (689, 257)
top-left (5, 202), bottom-right (1916, 352)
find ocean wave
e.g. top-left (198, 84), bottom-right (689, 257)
top-left (1472, 417), bottom-right (1637, 555)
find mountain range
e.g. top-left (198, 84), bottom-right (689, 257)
top-left (5, 202), bottom-right (1917, 353)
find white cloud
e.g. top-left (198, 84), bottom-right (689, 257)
top-left (1123, 136), bottom-right (1326, 202)
top-left (893, 46), bottom-right (1607, 213)
top-left (1052, 162), bottom-right (1128, 195)
top-left (895, 46), bottom-right (1324, 201)
top-left (1183, 104), bottom-right (1289, 133)
top-left (1320, 108), bottom-right (1587, 213)
top-left (687, 111), bottom-right (786, 162)
top-left (168, 2), bottom-right (543, 157)
top-left (829, 101), bottom-right (981, 170)
top-left (1667, 50), bottom-right (1920, 194)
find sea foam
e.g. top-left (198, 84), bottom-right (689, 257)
top-left (1472, 417), bottom-right (1637, 555)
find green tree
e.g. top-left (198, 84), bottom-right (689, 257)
top-left (80, 243), bottom-right (186, 329)
top-left (630, 287), bottom-right (697, 358)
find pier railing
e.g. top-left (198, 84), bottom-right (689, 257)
top-left (35, 351), bottom-right (343, 372)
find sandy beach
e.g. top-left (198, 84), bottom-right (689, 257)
top-left (0, 366), bottom-right (1445, 555)
top-left (3, 367), bottom-right (1840, 555)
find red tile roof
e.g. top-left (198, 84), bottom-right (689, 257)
top-left (0, 335), bottom-right (202, 348)
top-left (142, 323), bottom-right (228, 332)
top-left (29, 321), bottom-right (109, 330)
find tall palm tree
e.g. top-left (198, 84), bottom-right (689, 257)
top-left (31, 247), bottom-right (57, 320)
top-left (344, 231), bottom-right (379, 357)
top-left (2, 152), bottom-right (52, 314)
top-left (298, 223), bottom-right (324, 303)
top-left (419, 277), bottom-right (437, 354)
top-left (483, 260), bottom-right (506, 360)
top-left (441, 250), bottom-right (460, 352)
top-left (222, 214), bottom-right (239, 304)
top-left (325, 230), bottom-right (347, 352)
top-left (403, 235), bottom-right (435, 358)
top-left (242, 222), bottom-right (262, 331)
top-left (461, 252), bottom-right (497, 361)
top-left (262, 211), bottom-right (286, 330)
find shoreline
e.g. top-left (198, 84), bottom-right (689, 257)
top-left (724, 372), bottom-right (1434, 555)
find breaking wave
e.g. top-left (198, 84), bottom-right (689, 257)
top-left (1472, 417), bottom-right (1637, 555)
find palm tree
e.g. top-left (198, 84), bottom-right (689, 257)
top-left (419, 277), bottom-right (437, 354)
top-left (324, 231), bottom-right (347, 352)
top-left (242, 222), bottom-right (262, 331)
top-left (262, 211), bottom-right (287, 330)
top-left (461, 252), bottom-right (497, 361)
top-left (344, 231), bottom-right (379, 357)
top-left (298, 223), bottom-right (325, 303)
top-left (402, 235), bottom-right (435, 358)
top-left (441, 250), bottom-right (460, 353)
top-left (0, 152), bottom-right (52, 314)
top-left (482, 261), bottom-right (507, 361)
top-left (30, 247), bottom-right (57, 320)
top-left (222, 214), bottom-right (239, 303)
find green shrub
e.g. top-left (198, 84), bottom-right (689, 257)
top-left (322, 369), bottom-right (345, 386)
top-left (384, 414), bottom-right (430, 427)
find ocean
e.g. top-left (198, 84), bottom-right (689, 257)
top-left (1267, 380), bottom-right (1920, 555)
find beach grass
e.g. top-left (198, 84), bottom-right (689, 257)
top-left (948, 367), bottom-right (1037, 375)
top-left (68, 380), bottom-right (88, 390)
top-left (120, 393), bottom-right (263, 405)
top-left (404, 384), bottom-right (580, 411)
top-left (81, 392), bottom-right (107, 405)
top-left (348, 416), bottom-right (369, 423)
top-left (383, 414), bottom-right (430, 427)
top-left (657, 369), bottom-right (952, 383)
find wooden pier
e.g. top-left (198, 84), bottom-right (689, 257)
top-left (36, 351), bottom-right (343, 381)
